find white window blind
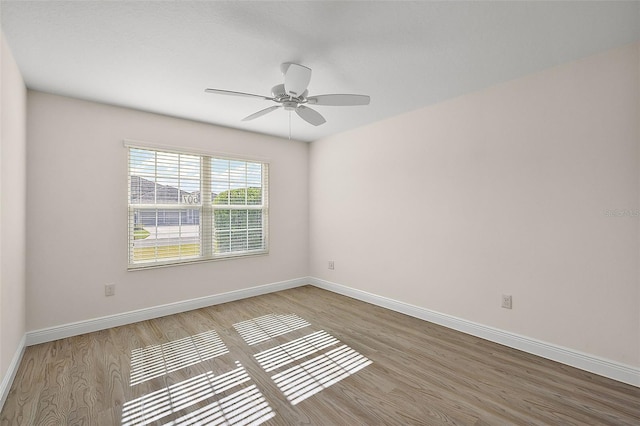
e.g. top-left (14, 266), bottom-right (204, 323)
top-left (128, 146), bottom-right (268, 269)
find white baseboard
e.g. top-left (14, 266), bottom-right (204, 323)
top-left (0, 335), bottom-right (26, 409)
top-left (26, 277), bottom-right (308, 346)
top-left (309, 277), bottom-right (640, 388)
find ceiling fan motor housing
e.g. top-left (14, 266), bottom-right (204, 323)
top-left (271, 84), bottom-right (308, 109)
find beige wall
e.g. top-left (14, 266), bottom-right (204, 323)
top-left (26, 92), bottom-right (309, 331)
top-left (0, 34), bottom-right (27, 379)
top-left (310, 43), bottom-right (640, 367)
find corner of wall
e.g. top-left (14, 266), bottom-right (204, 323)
top-left (0, 31), bottom-right (28, 406)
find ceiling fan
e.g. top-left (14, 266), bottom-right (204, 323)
top-left (205, 63), bottom-right (370, 126)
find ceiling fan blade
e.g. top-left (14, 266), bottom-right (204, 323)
top-left (242, 105), bottom-right (281, 121)
top-left (307, 94), bottom-right (370, 106)
top-left (295, 105), bottom-right (326, 126)
top-left (205, 88), bottom-right (273, 101)
top-left (283, 63), bottom-right (312, 98)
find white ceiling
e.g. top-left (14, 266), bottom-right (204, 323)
top-left (1, 1), bottom-right (639, 142)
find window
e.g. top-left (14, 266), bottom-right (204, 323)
top-left (127, 145), bottom-right (268, 269)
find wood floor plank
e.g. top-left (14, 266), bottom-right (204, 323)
top-left (2, 285), bottom-right (639, 425)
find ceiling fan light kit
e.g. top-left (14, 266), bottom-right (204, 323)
top-left (205, 62), bottom-right (370, 127)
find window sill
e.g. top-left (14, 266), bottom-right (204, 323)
top-left (127, 250), bottom-right (269, 271)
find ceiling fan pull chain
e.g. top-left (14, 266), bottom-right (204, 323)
top-left (289, 110), bottom-right (292, 140)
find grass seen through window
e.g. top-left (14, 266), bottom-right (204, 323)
top-left (132, 243), bottom-right (201, 261)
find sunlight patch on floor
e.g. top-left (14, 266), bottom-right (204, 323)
top-left (123, 314), bottom-right (370, 424)
top-left (233, 314), bottom-right (310, 345)
top-left (130, 330), bottom-right (229, 385)
top-left (162, 385), bottom-right (275, 426)
top-left (254, 330), bottom-right (340, 372)
top-left (122, 361), bottom-right (274, 426)
top-left (272, 344), bottom-right (372, 405)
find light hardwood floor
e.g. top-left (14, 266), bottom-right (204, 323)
top-left (2, 285), bottom-right (639, 425)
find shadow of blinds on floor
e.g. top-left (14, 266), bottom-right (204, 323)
top-left (130, 330), bottom-right (229, 386)
top-left (122, 362), bottom-right (275, 426)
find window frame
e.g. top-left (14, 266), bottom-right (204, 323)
top-left (125, 141), bottom-right (269, 270)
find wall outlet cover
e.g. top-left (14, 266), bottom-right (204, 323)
top-left (501, 294), bottom-right (512, 309)
top-left (105, 283), bottom-right (116, 297)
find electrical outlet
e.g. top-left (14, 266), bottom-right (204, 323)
top-left (501, 294), bottom-right (512, 309)
top-left (328, 260), bottom-right (335, 270)
top-left (105, 283), bottom-right (116, 297)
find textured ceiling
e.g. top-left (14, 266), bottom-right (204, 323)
top-left (1, 1), bottom-right (639, 142)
